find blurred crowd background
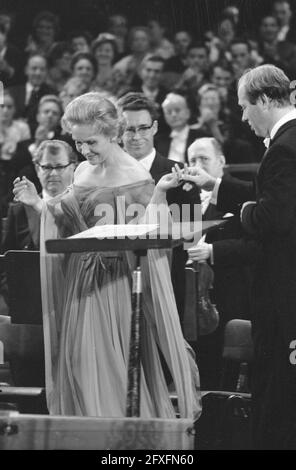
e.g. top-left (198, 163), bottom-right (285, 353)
top-left (1, 0), bottom-right (296, 219)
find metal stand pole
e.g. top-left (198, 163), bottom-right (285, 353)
top-left (126, 250), bottom-right (146, 417)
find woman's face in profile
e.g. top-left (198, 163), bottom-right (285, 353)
top-left (72, 123), bottom-right (112, 166)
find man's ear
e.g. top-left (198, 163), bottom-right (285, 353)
top-left (152, 120), bottom-right (158, 136)
top-left (259, 93), bottom-right (271, 108)
top-left (219, 154), bottom-right (226, 166)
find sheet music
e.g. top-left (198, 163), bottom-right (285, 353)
top-left (69, 224), bottom-right (159, 239)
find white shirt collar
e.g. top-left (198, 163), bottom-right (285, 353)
top-left (139, 148), bottom-right (156, 171)
top-left (264, 109), bottom-right (296, 148)
top-left (170, 125), bottom-right (189, 139)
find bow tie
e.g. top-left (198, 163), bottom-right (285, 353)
top-left (263, 137), bottom-right (271, 148)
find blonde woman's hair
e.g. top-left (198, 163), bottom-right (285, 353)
top-left (62, 92), bottom-right (122, 139)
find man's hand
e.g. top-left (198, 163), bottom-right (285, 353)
top-left (13, 176), bottom-right (42, 212)
top-left (181, 165), bottom-right (217, 191)
top-left (187, 242), bottom-right (212, 262)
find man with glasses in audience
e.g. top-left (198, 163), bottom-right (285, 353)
top-left (2, 140), bottom-right (77, 251)
top-left (117, 92), bottom-right (200, 324)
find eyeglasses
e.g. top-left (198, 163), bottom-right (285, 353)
top-left (124, 122), bottom-right (154, 136)
top-left (36, 162), bottom-right (72, 172)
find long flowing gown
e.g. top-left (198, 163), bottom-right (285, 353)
top-left (40, 178), bottom-right (201, 419)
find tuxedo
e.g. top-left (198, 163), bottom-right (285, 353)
top-left (155, 128), bottom-right (209, 163)
top-left (149, 151), bottom-right (201, 323)
top-left (212, 118), bottom-right (296, 449)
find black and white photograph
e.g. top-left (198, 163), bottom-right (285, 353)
top-left (0, 0), bottom-right (296, 456)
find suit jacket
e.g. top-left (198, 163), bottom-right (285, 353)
top-left (149, 151), bottom-right (201, 323)
top-left (2, 201), bottom-right (40, 252)
top-left (155, 128), bottom-right (209, 163)
top-left (212, 119), bottom-right (296, 449)
top-left (8, 82), bottom-right (57, 133)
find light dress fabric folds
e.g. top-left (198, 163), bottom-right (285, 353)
top-left (39, 178), bottom-right (201, 419)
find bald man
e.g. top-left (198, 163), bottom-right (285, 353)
top-left (155, 91), bottom-right (208, 162)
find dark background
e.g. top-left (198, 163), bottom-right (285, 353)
top-left (1, 0), bottom-right (293, 45)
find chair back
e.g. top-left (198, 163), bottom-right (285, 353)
top-left (0, 323), bottom-right (45, 386)
top-left (223, 319), bottom-right (253, 363)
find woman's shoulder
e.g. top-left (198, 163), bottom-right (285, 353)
top-left (74, 160), bottom-right (89, 177)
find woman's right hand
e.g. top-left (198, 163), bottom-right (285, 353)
top-left (13, 176), bottom-right (41, 209)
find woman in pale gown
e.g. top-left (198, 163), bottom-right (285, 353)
top-left (13, 93), bottom-right (201, 420)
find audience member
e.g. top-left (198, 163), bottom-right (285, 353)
top-left (157, 91), bottom-right (208, 161)
top-left (8, 54), bottom-right (57, 134)
top-left (3, 139), bottom-right (77, 252)
top-left (186, 137), bottom-right (251, 389)
top-left (91, 33), bottom-right (118, 93)
top-left (68, 30), bottom-right (92, 54)
top-left (192, 84), bottom-right (228, 144)
top-left (147, 18), bottom-right (174, 60)
top-left (272, 0), bottom-right (296, 43)
top-left (59, 77), bottom-right (89, 110)
top-left (47, 41), bottom-right (73, 92)
top-left (107, 13), bottom-right (128, 59)
top-left (0, 91), bottom-right (31, 160)
top-left (70, 51), bottom-right (97, 91)
top-left (0, 20), bottom-right (24, 87)
top-left (113, 26), bottom-right (150, 87)
top-left (257, 14), bottom-right (296, 77)
top-left (176, 42), bottom-right (210, 96)
top-left (12, 94), bottom-right (64, 192)
top-left (210, 62), bottom-right (233, 104)
top-left (25, 11), bottom-right (59, 57)
top-left (164, 30), bottom-right (192, 77)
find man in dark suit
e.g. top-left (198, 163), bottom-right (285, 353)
top-left (155, 91), bottom-right (208, 162)
top-left (186, 137), bottom-right (251, 389)
top-left (184, 64), bottom-right (296, 449)
top-left (122, 55), bottom-right (169, 134)
top-left (2, 140), bottom-right (77, 252)
top-left (117, 92), bottom-right (201, 324)
top-left (8, 54), bottom-right (56, 134)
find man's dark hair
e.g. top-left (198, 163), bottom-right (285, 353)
top-left (230, 37), bottom-right (251, 51)
top-left (187, 41), bottom-right (209, 55)
top-left (116, 92), bottom-right (159, 121)
top-left (142, 54), bottom-right (166, 67)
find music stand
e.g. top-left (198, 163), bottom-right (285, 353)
top-left (45, 220), bottom-right (225, 417)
